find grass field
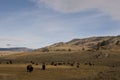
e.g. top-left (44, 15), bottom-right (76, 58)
top-left (0, 50), bottom-right (120, 80)
top-left (0, 64), bottom-right (119, 80)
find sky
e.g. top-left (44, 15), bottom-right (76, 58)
top-left (0, 0), bottom-right (120, 49)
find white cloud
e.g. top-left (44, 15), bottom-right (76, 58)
top-left (32, 0), bottom-right (120, 21)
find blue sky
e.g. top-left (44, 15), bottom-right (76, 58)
top-left (0, 0), bottom-right (120, 48)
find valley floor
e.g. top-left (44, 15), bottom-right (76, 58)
top-left (0, 64), bottom-right (120, 80)
top-left (0, 50), bottom-right (120, 80)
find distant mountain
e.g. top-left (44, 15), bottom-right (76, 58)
top-left (36, 36), bottom-right (120, 52)
top-left (0, 47), bottom-right (33, 52)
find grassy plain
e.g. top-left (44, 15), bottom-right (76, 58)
top-left (0, 64), bottom-right (119, 80)
top-left (0, 50), bottom-right (120, 80)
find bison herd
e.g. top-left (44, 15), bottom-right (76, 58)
top-left (0, 60), bottom-right (96, 73)
top-left (26, 61), bottom-right (95, 72)
top-left (0, 60), bottom-right (116, 73)
top-left (26, 63), bottom-right (46, 72)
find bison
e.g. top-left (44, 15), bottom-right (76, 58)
top-left (42, 63), bottom-right (46, 70)
top-left (76, 63), bottom-right (80, 68)
top-left (27, 64), bottom-right (33, 72)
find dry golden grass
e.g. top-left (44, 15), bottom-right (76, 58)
top-left (0, 47), bottom-right (120, 80)
top-left (0, 51), bottom-right (22, 58)
top-left (0, 64), bottom-right (119, 80)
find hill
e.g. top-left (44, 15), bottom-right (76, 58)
top-left (36, 36), bottom-right (120, 52)
top-left (0, 47), bottom-right (33, 52)
top-left (0, 47), bottom-right (33, 57)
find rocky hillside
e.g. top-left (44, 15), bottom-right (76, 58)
top-left (36, 36), bottom-right (120, 52)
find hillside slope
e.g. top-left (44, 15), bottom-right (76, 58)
top-left (36, 36), bottom-right (120, 52)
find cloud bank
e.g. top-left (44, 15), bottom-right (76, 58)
top-left (32, 0), bottom-right (120, 21)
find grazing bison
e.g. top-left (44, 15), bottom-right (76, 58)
top-left (76, 63), bottom-right (80, 68)
top-left (6, 62), bottom-right (9, 64)
top-left (27, 64), bottom-right (33, 72)
top-left (30, 61), bottom-right (35, 64)
top-left (42, 63), bottom-right (46, 70)
top-left (9, 60), bottom-right (12, 64)
top-left (84, 62), bottom-right (94, 66)
top-left (54, 63), bottom-right (57, 66)
top-left (51, 61), bottom-right (54, 65)
top-left (36, 63), bottom-right (38, 65)
top-left (88, 62), bottom-right (94, 66)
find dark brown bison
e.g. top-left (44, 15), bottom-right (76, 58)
top-left (42, 63), bottom-right (46, 70)
top-left (76, 63), bottom-right (80, 68)
top-left (27, 64), bottom-right (33, 72)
